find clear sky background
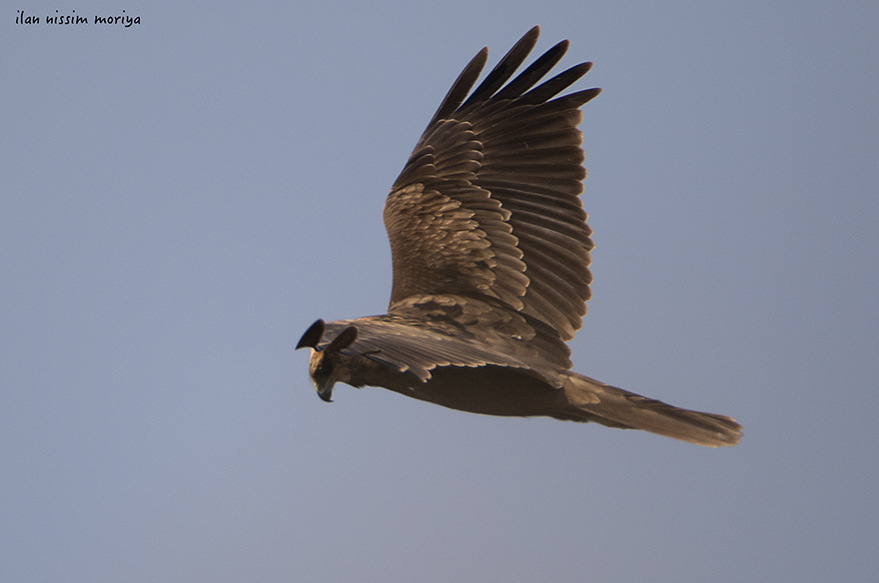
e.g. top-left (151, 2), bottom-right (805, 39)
top-left (2, 1), bottom-right (877, 582)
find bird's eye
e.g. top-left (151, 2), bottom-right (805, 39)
top-left (313, 361), bottom-right (331, 379)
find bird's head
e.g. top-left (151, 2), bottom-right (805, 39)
top-left (296, 319), bottom-right (359, 402)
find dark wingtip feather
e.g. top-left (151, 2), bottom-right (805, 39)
top-left (427, 48), bottom-right (489, 127)
top-left (296, 319), bottom-right (325, 350)
top-left (459, 26), bottom-right (543, 110)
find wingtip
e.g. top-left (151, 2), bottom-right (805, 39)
top-left (296, 319), bottom-right (325, 350)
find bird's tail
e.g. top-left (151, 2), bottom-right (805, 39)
top-left (560, 372), bottom-right (742, 447)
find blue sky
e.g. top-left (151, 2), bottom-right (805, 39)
top-left (2, 1), bottom-right (877, 581)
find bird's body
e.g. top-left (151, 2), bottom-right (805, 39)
top-left (297, 27), bottom-right (742, 447)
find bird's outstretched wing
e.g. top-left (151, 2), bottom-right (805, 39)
top-left (319, 293), bottom-right (573, 387)
top-left (383, 26), bottom-right (601, 341)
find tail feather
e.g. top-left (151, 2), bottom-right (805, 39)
top-left (561, 372), bottom-right (742, 447)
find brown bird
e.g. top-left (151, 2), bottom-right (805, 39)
top-left (297, 26), bottom-right (742, 447)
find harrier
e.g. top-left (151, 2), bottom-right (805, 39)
top-left (297, 26), bottom-right (742, 447)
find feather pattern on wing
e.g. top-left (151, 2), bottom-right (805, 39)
top-left (320, 293), bottom-right (572, 387)
top-left (384, 26), bottom-right (601, 340)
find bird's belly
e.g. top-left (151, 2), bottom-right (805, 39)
top-left (396, 365), bottom-right (568, 418)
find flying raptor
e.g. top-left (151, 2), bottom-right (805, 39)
top-left (297, 26), bottom-right (742, 447)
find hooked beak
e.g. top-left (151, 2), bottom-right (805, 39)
top-left (308, 347), bottom-right (335, 402)
top-left (315, 380), bottom-right (334, 402)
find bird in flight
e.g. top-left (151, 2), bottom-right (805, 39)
top-left (297, 26), bottom-right (742, 447)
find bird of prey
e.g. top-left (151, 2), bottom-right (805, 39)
top-left (297, 26), bottom-right (742, 447)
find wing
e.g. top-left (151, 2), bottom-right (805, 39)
top-left (383, 26), bottom-right (601, 341)
top-left (320, 293), bottom-right (573, 388)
